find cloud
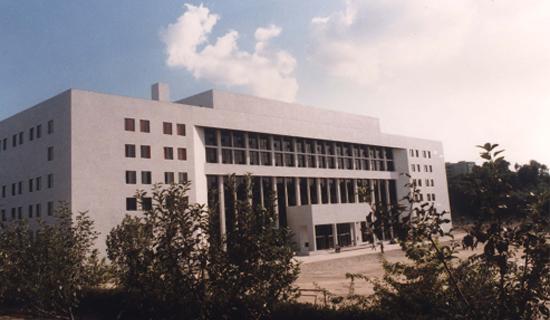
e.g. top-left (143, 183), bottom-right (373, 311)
top-left (162, 4), bottom-right (298, 102)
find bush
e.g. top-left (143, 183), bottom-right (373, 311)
top-left (0, 206), bottom-right (107, 319)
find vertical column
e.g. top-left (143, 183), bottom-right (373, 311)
top-left (295, 177), bottom-right (301, 206)
top-left (259, 177), bottom-right (264, 208)
top-left (335, 178), bottom-right (342, 203)
top-left (218, 176), bottom-right (226, 239)
top-left (369, 179), bottom-right (377, 243)
top-left (305, 178), bottom-right (310, 205)
top-left (332, 223), bottom-right (339, 248)
top-left (385, 180), bottom-right (394, 240)
top-left (316, 178), bottom-right (322, 204)
top-left (216, 129), bottom-right (222, 163)
top-left (272, 177), bottom-right (279, 228)
top-left (270, 134), bottom-right (275, 165)
top-left (244, 132), bottom-right (250, 164)
top-left (353, 179), bottom-right (359, 203)
top-left (311, 225), bottom-right (317, 251)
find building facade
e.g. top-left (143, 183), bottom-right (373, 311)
top-left (0, 84), bottom-right (451, 255)
top-left (446, 161), bottom-right (476, 178)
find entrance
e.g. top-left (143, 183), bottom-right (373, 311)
top-left (337, 223), bottom-right (352, 247)
top-left (315, 224), bottom-right (334, 250)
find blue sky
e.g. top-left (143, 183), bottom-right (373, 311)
top-left (2, 0), bottom-right (550, 165)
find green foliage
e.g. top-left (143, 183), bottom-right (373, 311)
top-left (0, 206), bottom-right (107, 319)
top-left (106, 177), bottom-right (299, 319)
top-left (329, 143), bottom-right (550, 320)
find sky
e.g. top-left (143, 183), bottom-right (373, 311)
top-left (1, 0), bottom-right (550, 166)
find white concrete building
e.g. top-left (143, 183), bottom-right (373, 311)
top-left (0, 84), bottom-right (451, 255)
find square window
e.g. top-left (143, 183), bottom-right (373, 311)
top-left (124, 118), bottom-right (135, 131)
top-left (142, 197), bottom-right (152, 210)
top-left (140, 120), bottom-right (150, 133)
top-left (126, 198), bottom-right (137, 211)
top-left (164, 147), bottom-right (174, 160)
top-left (234, 150), bottom-right (245, 164)
top-left (125, 144), bottom-right (136, 158)
top-left (250, 151), bottom-right (261, 165)
top-left (164, 172), bottom-right (175, 184)
top-left (177, 123), bottom-right (186, 136)
top-left (141, 171), bottom-right (152, 184)
top-left (177, 148), bottom-right (187, 160)
top-left (125, 171), bottom-right (137, 184)
top-left (178, 172), bottom-right (188, 183)
top-left (140, 145), bottom-right (151, 158)
top-left (163, 122), bottom-right (173, 135)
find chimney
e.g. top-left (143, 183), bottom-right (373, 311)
top-left (151, 82), bottom-right (170, 102)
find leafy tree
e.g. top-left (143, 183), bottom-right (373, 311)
top-left (0, 206), bottom-right (107, 319)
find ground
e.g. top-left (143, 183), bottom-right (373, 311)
top-left (294, 236), bottom-right (482, 304)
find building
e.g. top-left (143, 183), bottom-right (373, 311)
top-left (0, 84), bottom-right (451, 255)
top-left (446, 161), bottom-right (475, 178)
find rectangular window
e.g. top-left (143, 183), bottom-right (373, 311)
top-left (47, 120), bottom-right (54, 134)
top-left (206, 148), bottom-right (218, 163)
top-left (124, 118), bottom-right (135, 131)
top-left (18, 182), bottom-right (22, 195)
top-left (29, 179), bottom-right (34, 192)
top-left (126, 198), bottom-right (137, 211)
top-left (47, 146), bottom-right (54, 161)
top-left (47, 202), bottom-right (53, 216)
top-left (30, 127), bottom-right (34, 141)
top-left (125, 171), bottom-right (137, 184)
top-left (204, 128), bottom-right (217, 146)
top-left (1, 210), bottom-right (5, 222)
top-left (18, 132), bottom-right (23, 145)
top-left (177, 124), bottom-right (186, 136)
top-left (28, 205), bottom-right (33, 218)
top-left (47, 174), bottom-right (54, 188)
top-left (250, 151), bottom-right (261, 165)
top-left (140, 120), bottom-right (150, 133)
top-left (140, 145), bottom-right (151, 158)
top-left (432, 193), bottom-right (436, 201)
top-left (260, 152), bottom-right (272, 166)
top-left (234, 150), bottom-right (245, 164)
top-left (142, 197), bottom-right (152, 211)
top-left (164, 147), bottom-right (174, 160)
top-left (125, 144), bottom-right (136, 158)
top-left (18, 207), bottom-right (22, 219)
top-left (36, 125), bottom-right (42, 138)
top-left (1, 185), bottom-right (5, 198)
top-left (36, 177), bottom-right (42, 191)
top-left (12, 135), bottom-right (16, 147)
top-left (411, 164), bottom-right (416, 172)
top-left (11, 183), bottom-right (16, 196)
top-left (141, 171), bottom-right (152, 184)
top-left (178, 172), bottom-right (188, 183)
top-left (222, 149), bottom-right (232, 164)
top-left (428, 151), bottom-right (432, 158)
top-left (164, 172), bottom-right (175, 184)
top-left (163, 122), bottom-right (173, 135)
top-left (177, 148), bottom-right (187, 160)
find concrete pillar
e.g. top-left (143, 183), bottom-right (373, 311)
top-left (316, 178), bottom-right (322, 205)
top-left (295, 177), bottom-right (301, 206)
top-left (216, 129), bottom-right (222, 163)
top-left (353, 179), bottom-right (359, 203)
top-left (311, 225), bottom-right (317, 252)
top-left (305, 178), bottom-right (310, 205)
top-left (332, 223), bottom-right (339, 248)
top-left (259, 176), bottom-right (264, 208)
top-left (272, 177), bottom-right (279, 227)
top-left (244, 132), bottom-right (250, 164)
top-left (218, 176), bottom-right (226, 239)
top-left (335, 178), bottom-right (342, 204)
top-left (385, 180), bottom-right (394, 240)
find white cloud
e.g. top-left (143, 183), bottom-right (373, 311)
top-left (162, 4), bottom-right (298, 102)
top-left (306, 0), bottom-right (550, 165)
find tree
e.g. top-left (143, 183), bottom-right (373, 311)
top-left (0, 206), bottom-right (107, 319)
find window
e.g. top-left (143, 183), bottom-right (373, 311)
top-left (36, 177), bottom-right (42, 191)
top-left (47, 120), bottom-right (54, 134)
top-left (125, 144), bottom-right (136, 158)
top-left (204, 128), bottom-right (217, 146)
top-left (206, 148), bottom-right (218, 163)
top-left (12, 134), bottom-right (16, 147)
top-left (29, 179), bottom-right (34, 192)
top-left (47, 174), bottom-right (54, 188)
top-left (47, 202), bottom-right (53, 216)
top-left (163, 122), bottom-right (173, 135)
top-left (429, 165), bottom-right (433, 172)
top-left (28, 205), bottom-right (33, 218)
top-left (141, 171), bottom-right (152, 184)
top-left (411, 164), bottom-right (416, 172)
top-left (47, 146), bottom-right (54, 161)
top-left (164, 147), bottom-right (174, 160)
top-left (428, 151), bottom-right (432, 159)
top-left (1, 210), bottom-right (5, 222)
top-left (142, 197), bottom-right (152, 210)
top-left (140, 145), bottom-right (151, 158)
top-left (234, 150), bottom-right (245, 164)
top-left (432, 193), bottom-right (436, 201)
top-left (1, 185), bottom-right (5, 198)
top-left (18, 132), bottom-right (23, 145)
top-left (177, 124), bottom-right (186, 136)
top-left (36, 125), bottom-right (42, 138)
top-left (18, 207), bottom-right (22, 220)
top-left (222, 149), bottom-right (232, 164)
top-left (178, 172), bottom-right (188, 183)
top-left (125, 171), bottom-right (137, 184)
top-left (250, 151), bottom-right (260, 165)
top-left (417, 164), bottom-right (421, 172)
top-left (415, 150), bottom-right (419, 157)
top-left (140, 120), bottom-right (150, 133)
top-left (30, 127), bottom-right (34, 141)
top-left (423, 150), bottom-right (427, 158)
top-left (177, 148), bottom-right (187, 160)
top-left (124, 118), bottom-right (135, 131)
top-left (18, 182), bottom-right (22, 195)
top-left (164, 172), bottom-right (175, 184)
top-left (427, 194), bottom-right (432, 201)
top-left (11, 183), bottom-right (16, 196)
top-left (126, 198), bottom-right (137, 211)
